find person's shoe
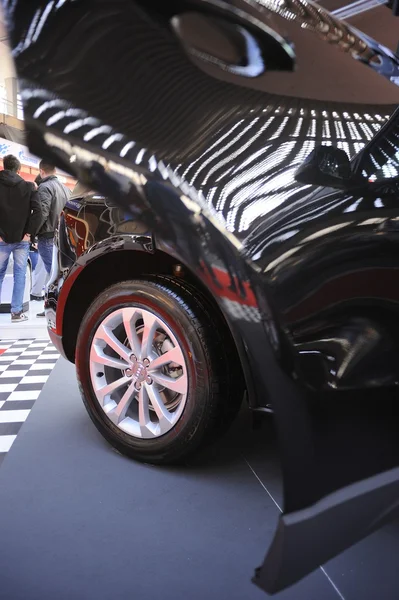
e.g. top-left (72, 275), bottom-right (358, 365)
top-left (30, 294), bottom-right (44, 301)
top-left (11, 312), bottom-right (29, 322)
top-left (36, 311), bottom-right (46, 318)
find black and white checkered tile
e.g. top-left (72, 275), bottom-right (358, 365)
top-left (221, 298), bottom-right (262, 323)
top-left (0, 339), bottom-right (59, 466)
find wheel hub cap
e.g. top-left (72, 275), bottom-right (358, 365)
top-left (125, 357), bottom-right (148, 384)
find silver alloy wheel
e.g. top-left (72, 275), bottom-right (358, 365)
top-left (89, 307), bottom-right (188, 439)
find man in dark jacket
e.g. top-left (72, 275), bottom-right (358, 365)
top-left (36, 161), bottom-right (70, 272)
top-left (0, 154), bottom-right (42, 322)
top-left (35, 160), bottom-right (70, 317)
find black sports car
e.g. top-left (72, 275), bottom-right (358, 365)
top-left (4, 0), bottom-right (399, 594)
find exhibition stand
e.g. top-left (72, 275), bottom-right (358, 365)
top-left (0, 359), bottom-right (398, 600)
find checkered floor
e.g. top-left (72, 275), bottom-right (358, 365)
top-left (0, 339), bottom-right (59, 465)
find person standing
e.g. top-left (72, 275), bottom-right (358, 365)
top-left (0, 154), bottom-right (42, 322)
top-left (30, 240), bottom-right (48, 301)
top-left (29, 174), bottom-right (48, 302)
top-left (36, 160), bottom-right (70, 317)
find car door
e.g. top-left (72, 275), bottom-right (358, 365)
top-left (3, 0), bottom-right (399, 594)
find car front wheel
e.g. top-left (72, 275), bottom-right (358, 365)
top-left (76, 275), bottom-right (243, 464)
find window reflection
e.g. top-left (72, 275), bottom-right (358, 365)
top-left (354, 110), bottom-right (399, 181)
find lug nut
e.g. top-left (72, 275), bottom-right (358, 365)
top-left (125, 368), bottom-right (133, 377)
top-left (146, 376), bottom-right (153, 385)
top-left (130, 354), bottom-right (137, 363)
top-left (135, 382), bottom-right (142, 391)
top-left (143, 358), bottom-right (150, 367)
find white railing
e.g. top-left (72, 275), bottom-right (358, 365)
top-left (0, 94), bottom-right (24, 120)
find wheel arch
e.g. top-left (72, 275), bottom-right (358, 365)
top-left (59, 246), bottom-right (256, 405)
top-left (61, 248), bottom-right (175, 362)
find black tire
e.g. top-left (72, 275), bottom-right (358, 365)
top-left (76, 275), bottom-right (243, 464)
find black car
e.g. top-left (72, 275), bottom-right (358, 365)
top-left (5, 0), bottom-right (399, 594)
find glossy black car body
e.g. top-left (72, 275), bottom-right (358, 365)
top-left (5, 0), bottom-right (399, 594)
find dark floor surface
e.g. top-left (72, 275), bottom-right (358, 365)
top-left (0, 359), bottom-right (398, 600)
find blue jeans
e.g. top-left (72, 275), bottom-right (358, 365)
top-left (30, 249), bottom-right (39, 271)
top-left (38, 237), bottom-right (54, 275)
top-left (0, 241), bottom-right (30, 313)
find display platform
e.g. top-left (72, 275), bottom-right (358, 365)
top-left (0, 304), bottom-right (49, 339)
top-left (0, 358), bottom-right (398, 600)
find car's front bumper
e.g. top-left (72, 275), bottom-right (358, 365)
top-left (48, 327), bottom-right (67, 359)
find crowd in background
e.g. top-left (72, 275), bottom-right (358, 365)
top-left (0, 154), bottom-right (71, 322)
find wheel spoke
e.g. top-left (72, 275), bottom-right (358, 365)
top-left (140, 311), bottom-right (158, 359)
top-left (148, 345), bottom-right (185, 372)
top-left (122, 308), bottom-right (141, 357)
top-left (97, 375), bottom-right (130, 403)
top-left (145, 382), bottom-right (173, 431)
top-left (152, 372), bottom-right (188, 395)
top-left (138, 385), bottom-right (151, 435)
top-left (91, 344), bottom-right (128, 370)
top-left (97, 324), bottom-right (131, 362)
top-left (107, 381), bottom-right (137, 425)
